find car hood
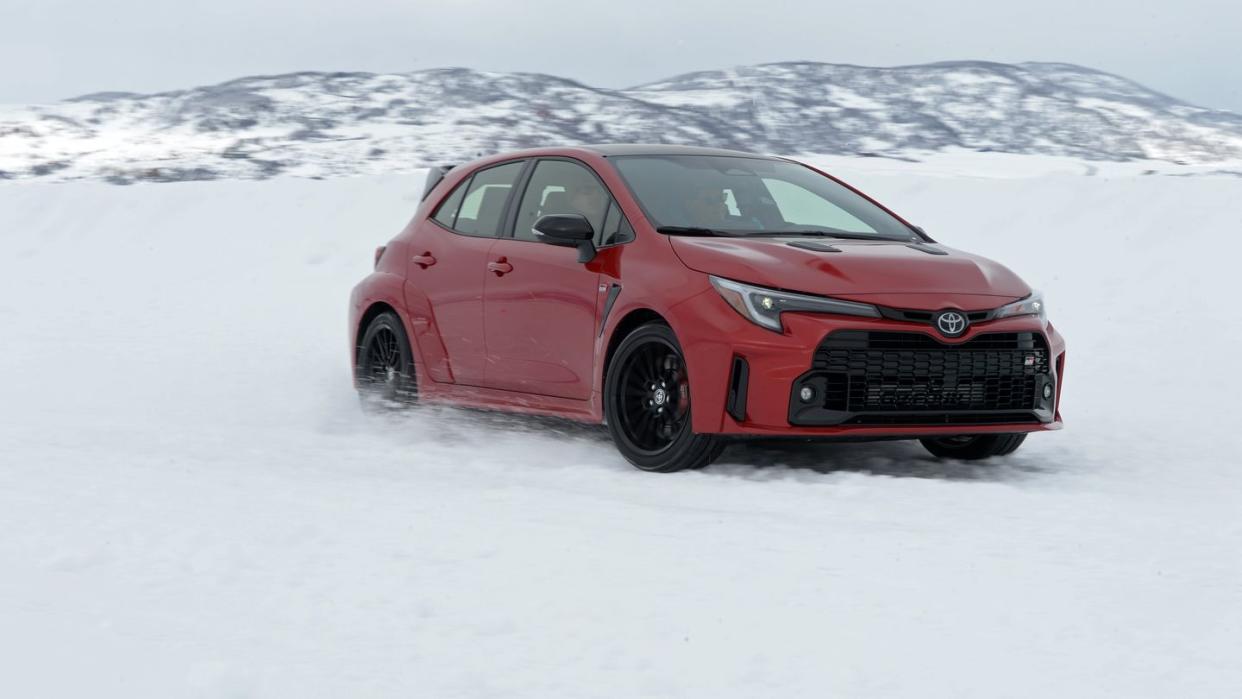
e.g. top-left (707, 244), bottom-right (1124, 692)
top-left (669, 236), bottom-right (1030, 310)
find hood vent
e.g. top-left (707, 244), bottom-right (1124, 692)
top-left (786, 240), bottom-right (842, 253)
top-left (905, 243), bottom-right (949, 256)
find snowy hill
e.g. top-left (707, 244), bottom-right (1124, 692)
top-left (3, 61), bottom-right (1242, 183)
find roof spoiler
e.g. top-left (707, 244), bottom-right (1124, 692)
top-left (420, 165), bottom-right (457, 201)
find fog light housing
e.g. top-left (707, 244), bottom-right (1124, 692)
top-left (1042, 384), bottom-right (1053, 400)
top-left (799, 386), bottom-right (815, 402)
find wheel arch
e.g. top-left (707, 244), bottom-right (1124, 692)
top-left (602, 307), bottom-right (669, 386)
top-left (355, 301), bottom-right (401, 364)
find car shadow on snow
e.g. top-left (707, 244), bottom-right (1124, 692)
top-left (710, 439), bottom-right (1055, 483)
top-left (366, 406), bottom-right (1053, 483)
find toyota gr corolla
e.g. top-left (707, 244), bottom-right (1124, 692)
top-left (350, 145), bottom-right (1064, 472)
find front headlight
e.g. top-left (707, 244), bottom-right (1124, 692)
top-left (994, 292), bottom-right (1046, 320)
top-left (709, 276), bottom-right (880, 332)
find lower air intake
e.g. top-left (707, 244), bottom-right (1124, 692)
top-left (789, 331), bottom-right (1053, 426)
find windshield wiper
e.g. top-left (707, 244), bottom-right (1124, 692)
top-left (755, 230), bottom-right (913, 242)
top-left (656, 225), bottom-right (737, 237)
top-left (657, 226), bottom-right (910, 242)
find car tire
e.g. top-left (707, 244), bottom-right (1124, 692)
top-left (356, 311), bottom-right (419, 409)
top-left (605, 323), bottom-right (722, 472)
top-left (919, 433), bottom-right (1026, 460)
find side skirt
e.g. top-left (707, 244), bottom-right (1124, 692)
top-left (419, 381), bottom-right (604, 423)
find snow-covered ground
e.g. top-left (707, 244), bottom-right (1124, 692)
top-left (2, 155), bottom-right (1240, 697)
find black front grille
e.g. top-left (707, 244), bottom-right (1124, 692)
top-left (813, 331), bottom-right (1049, 415)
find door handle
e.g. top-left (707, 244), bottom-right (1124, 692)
top-left (487, 259), bottom-right (513, 276)
top-left (411, 252), bottom-right (436, 269)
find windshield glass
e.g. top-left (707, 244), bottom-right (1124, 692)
top-left (611, 155), bottom-right (916, 240)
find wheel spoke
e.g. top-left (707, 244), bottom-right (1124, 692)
top-left (612, 337), bottom-right (691, 454)
top-left (358, 319), bottom-right (419, 407)
top-left (383, 333), bottom-right (398, 366)
top-left (626, 369), bottom-right (648, 391)
top-left (647, 349), bottom-right (662, 386)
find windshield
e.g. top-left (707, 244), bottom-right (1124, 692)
top-left (611, 155), bottom-right (917, 240)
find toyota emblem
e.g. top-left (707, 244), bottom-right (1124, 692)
top-left (935, 311), bottom-right (968, 337)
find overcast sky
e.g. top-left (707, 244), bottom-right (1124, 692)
top-left (3, 0), bottom-right (1239, 111)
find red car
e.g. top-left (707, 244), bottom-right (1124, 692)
top-left (351, 145), bottom-right (1064, 472)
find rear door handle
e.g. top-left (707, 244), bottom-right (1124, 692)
top-left (412, 252), bottom-right (436, 268)
top-left (487, 259), bottom-right (513, 276)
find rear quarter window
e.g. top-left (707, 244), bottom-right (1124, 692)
top-left (430, 161), bottom-right (525, 237)
top-left (432, 179), bottom-right (467, 227)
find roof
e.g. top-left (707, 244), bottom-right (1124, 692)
top-left (577, 143), bottom-right (772, 159)
top-left (435, 144), bottom-right (781, 178)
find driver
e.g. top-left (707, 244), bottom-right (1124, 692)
top-left (684, 182), bottom-right (727, 227)
top-left (567, 180), bottom-right (606, 219)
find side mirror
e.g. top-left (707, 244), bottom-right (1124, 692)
top-left (533, 214), bottom-right (596, 263)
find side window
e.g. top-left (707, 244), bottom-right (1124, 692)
top-left (597, 202), bottom-right (635, 247)
top-left (761, 178), bottom-right (876, 233)
top-left (439, 161), bottom-right (524, 237)
top-left (513, 160), bottom-right (611, 242)
top-left (432, 178), bottom-right (468, 228)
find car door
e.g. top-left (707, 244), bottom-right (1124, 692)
top-left (405, 160), bottom-right (525, 386)
top-left (481, 158), bottom-right (621, 400)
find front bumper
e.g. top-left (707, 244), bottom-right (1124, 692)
top-left (668, 288), bottom-right (1066, 437)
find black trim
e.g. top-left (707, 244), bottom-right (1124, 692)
top-left (876, 305), bottom-right (999, 325)
top-left (597, 200), bottom-right (636, 248)
top-left (450, 174), bottom-right (470, 230)
top-left (842, 412), bottom-right (1041, 426)
top-left (598, 283), bottom-right (622, 336)
top-left (726, 356), bottom-right (750, 422)
top-left (500, 159), bottom-right (537, 238)
top-left (576, 241), bottom-right (598, 264)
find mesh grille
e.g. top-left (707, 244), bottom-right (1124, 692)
top-left (814, 331), bottom-right (1049, 414)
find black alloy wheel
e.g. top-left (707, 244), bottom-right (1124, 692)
top-left (919, 433), bottom-right (1026, 460)
top-left (357, 311), bottom-right (418, 408)
top-left (605, 323), bottom-right (723, 472)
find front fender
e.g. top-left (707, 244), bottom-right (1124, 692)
top-left (593, 270), bottom-right (720, 430)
